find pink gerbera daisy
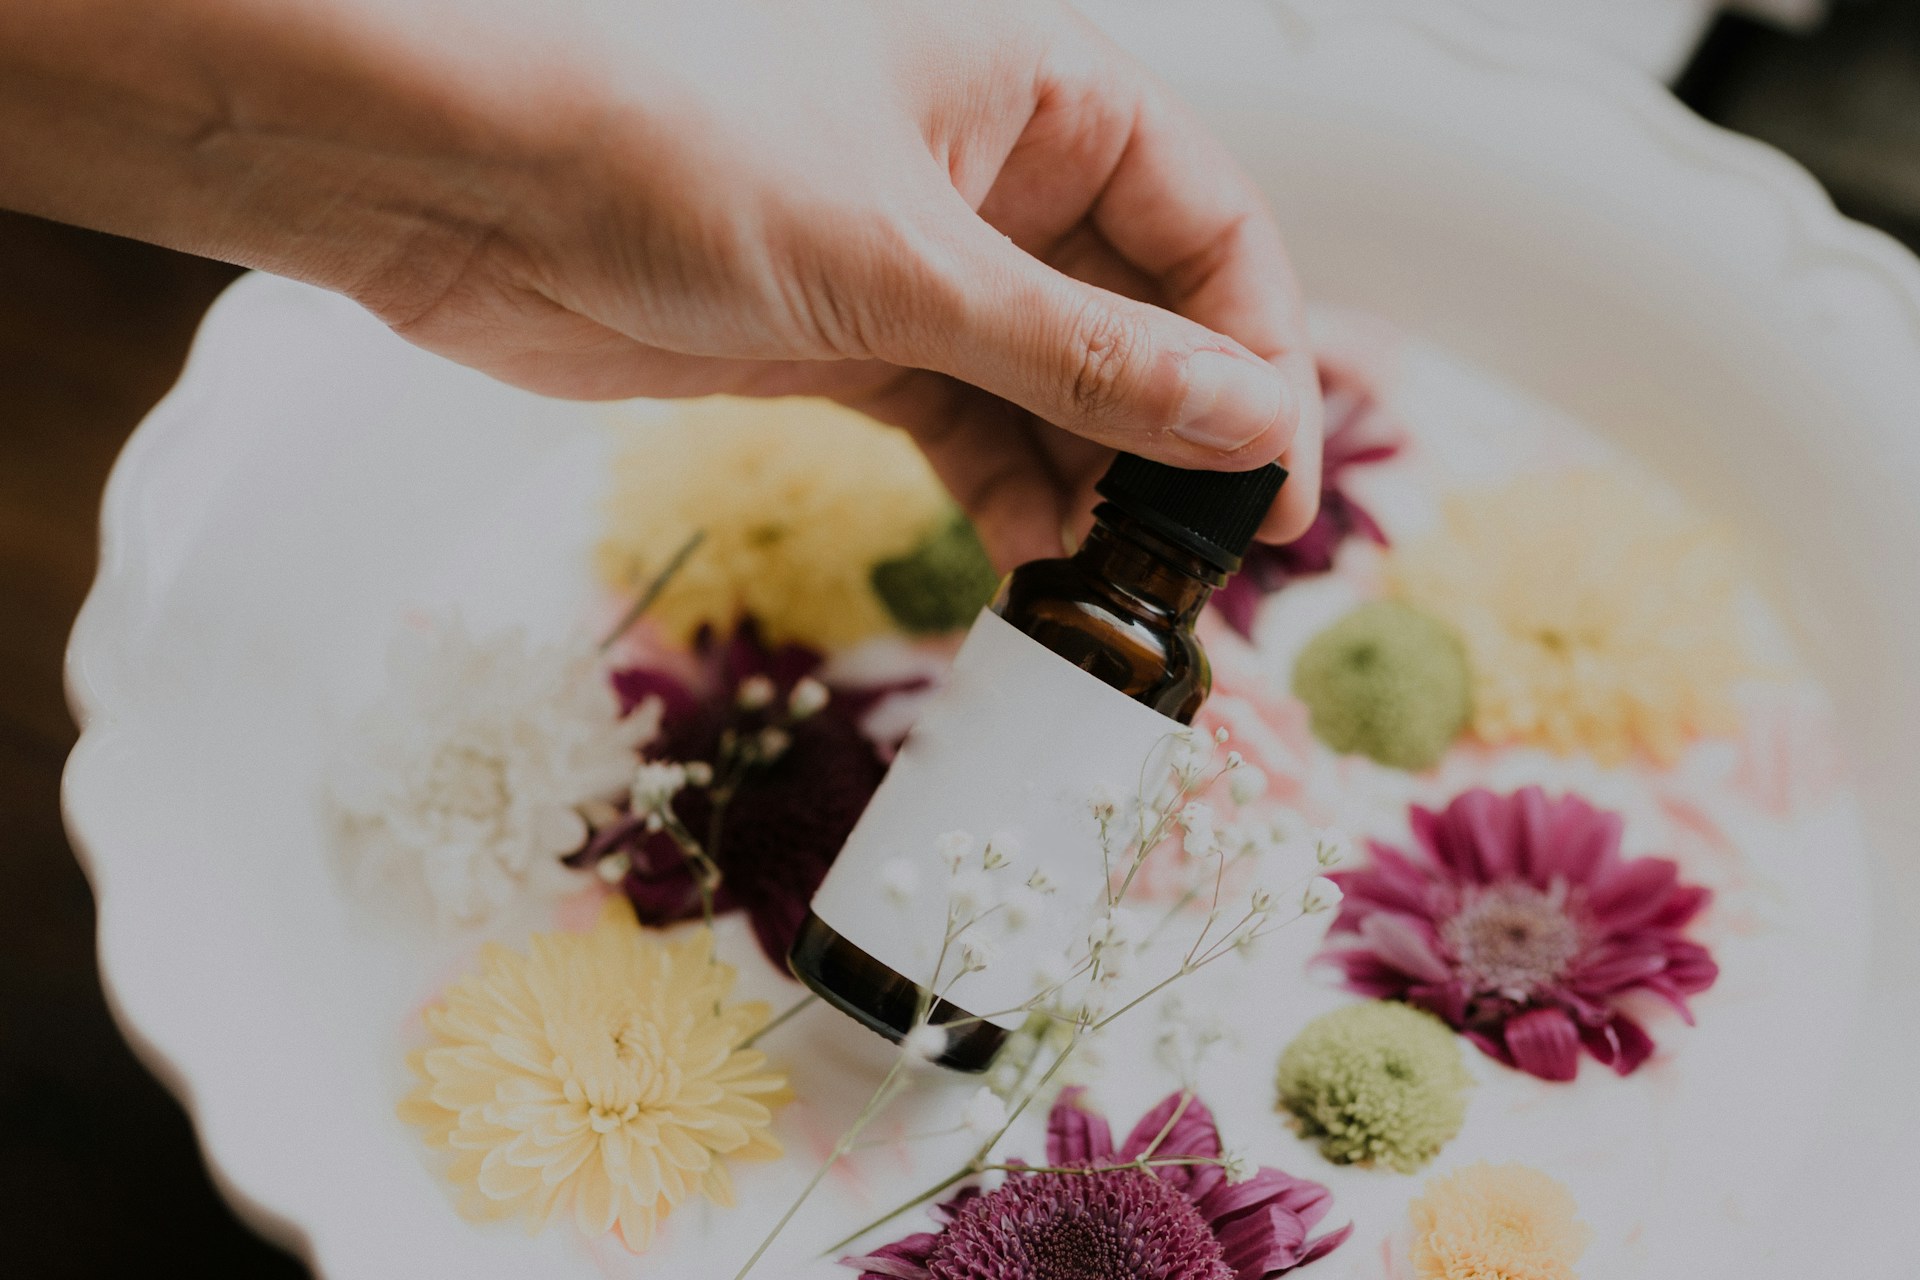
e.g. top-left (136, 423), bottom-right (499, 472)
top-left (1320, 787), bottom-right (1719, 1081)
top-left (845, 1089), bottom-right (1349, 1280)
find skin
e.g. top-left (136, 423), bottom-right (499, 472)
top-left (0, 0), bottom-right (1322, 568)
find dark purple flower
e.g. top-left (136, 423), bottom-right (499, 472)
top-left (573, 619), bottom-right (913, 968)
top-left (1320, 786), bottom-right (1720, 1082)
top-left (1213, 362), bottom-right (1406, 638)
top-left (845, 1089), bottom-right (1350, 1280)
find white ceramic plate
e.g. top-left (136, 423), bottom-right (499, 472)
top-left (65, 0), bottom-right (1920, 1273)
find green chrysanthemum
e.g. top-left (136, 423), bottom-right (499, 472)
top-left (871, 510), bottom-right (1001, 634)
top-left (1291, 600), bottom-right (1471, 770)
top-left (1276, 1001), bottom-right (1473, 1173)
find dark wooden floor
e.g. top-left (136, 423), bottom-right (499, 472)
top-left (0, 4), bottom-right (1914, 1275)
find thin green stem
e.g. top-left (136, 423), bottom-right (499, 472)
top-left (735, 1054), bottom-right (912, 1279)
top-left (598, 528), bottom-right (706, 652)
top-left (739, 994), bottom-right (817, 1050)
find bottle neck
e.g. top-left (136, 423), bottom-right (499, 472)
top-left (1075, 505), bottom-right (1227, 626)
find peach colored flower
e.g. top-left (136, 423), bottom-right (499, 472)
top-left (1408, 1163), bottom-right (1590, 1280)
top-left (399, 899), bottom-right (790, 1250)
top-left (1393, 470), bottom-right (1748, 766)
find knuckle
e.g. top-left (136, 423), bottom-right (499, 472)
top-left (1064, 301), bottom-right (1150, 425)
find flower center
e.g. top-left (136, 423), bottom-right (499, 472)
top-left (551, 1011), bottom-right (683, 1125)
top-left (429, 744), bottom-right (510, 822)
top-left (1441, 883), bottom-right (1583, 999)
top-left (928, 1167), bottom-right (1232, 1280)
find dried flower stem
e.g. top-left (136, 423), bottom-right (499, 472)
top-left (598, 528), bottom-right (706, 652)
top-left (734, 1052), bottom-right (914, 1280)
top-left (740, 993), bottom-right (818, 1050)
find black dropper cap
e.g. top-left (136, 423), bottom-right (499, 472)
top-left (1094, 454), bottom-right (1288, 573)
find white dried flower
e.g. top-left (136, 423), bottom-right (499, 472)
top-left (936, 830), bottom-right (975, 872)
top-left (983, 831), bottom-right (1020, 870)
top-left (1089, 782), bottom-right (1123, 822)
top-left (950, 869), bottom-right (998, 917)
top-left (903, 1023), bottom-right (950, 1063)
top-left (682, 760), bottom-right (714, 788)
top-left (736, 674), bottom-right (776, 710)
top-left (787, 676), bottom-right (829, 718)
top-left (755, 725), bottom-right (791, 759)
top-left (1302, 875), bottom-right (1344, 914)
top-left (1166, 731), bottom-right (1211, 784)
top-left (1314, 828), bottom-right (1353, 868)
top-left (1213, 725), bottom-right (1230, 744)
top-left (960, 937), bottom-right (997, 972)
top-left (962, 1087), bottom-right (1009, 1136)
top-left (631, 761), bottom-right (689, 815)
top-left (1088, 906), bottom-right (1144, 958)
top-left (330, 620), bottom-right (654, 928)
top-left (594, 850), bottom-right (632, 884)
top-left (1025, 868), bottom-right (1058, 896)
top-left (1178, 801), bottom-right (1219, 856)
top-left (880, 858), bottom-right (920, 904)
top-left (1249, 887), bottom-right (1276, 916)
top-left (1227, 765), bottom-right (1268, 806)
top-left (1221, 1149), bottom-right (1254, 1184)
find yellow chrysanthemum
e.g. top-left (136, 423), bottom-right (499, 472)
top-left (598, 396), bottom-right (954, 649)
top-left (1408, 1163), bottom-right (1592, 1280)
top-left (399, 899), bottom-right (791, 1251)
top-left (1393, 470), bottom-right (1748, 766)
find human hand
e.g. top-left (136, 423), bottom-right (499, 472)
top-left (0, 0), bottom-right (1322, 567)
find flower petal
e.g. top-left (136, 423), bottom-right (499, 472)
top-left (842, 1232), bottom-right (940, 1279)
top-left (1358, 913), bottom-right (1453, 985)
top-left (1503, 1007), bottom-right (1582, 1082)
top-left (1046, 1087), bottom-right (1116, 1166)
top-left (1118, 1091), bottom-right (1222, 1173)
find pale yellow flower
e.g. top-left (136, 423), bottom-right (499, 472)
top-left (1408, 1162), bottom-right (1592, 1280)
top-left (1393, 470), bottom-right (1748, 765)
top-left (399, 899), bottom-right (790, 1250)
top-left (598, 396), bottom-right (952, 649)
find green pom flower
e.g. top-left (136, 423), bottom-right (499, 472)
top-left (1291, 600), bottom-right (1470, 770)
top-left (1276, 1001), bottom-right (1473, 1173)
top-left (871, 511), bottom-right (1001, 634)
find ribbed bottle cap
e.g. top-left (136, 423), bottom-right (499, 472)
top-left (1094, 453), bottom-right (1288, 572)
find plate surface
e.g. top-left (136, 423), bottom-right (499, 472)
top-left (65, 0), bottom-right (1920, 1273)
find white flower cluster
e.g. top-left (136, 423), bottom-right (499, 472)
top-left (332, 620), bottom-right (656, 926)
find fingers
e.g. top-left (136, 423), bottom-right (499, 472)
top-left (866, 207), bottom-right (1298, 475)
top-left (844, 368), bottom-right (1074, 571)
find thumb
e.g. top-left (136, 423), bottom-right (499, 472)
top-left (875, 219), bottom-right (1302, 469)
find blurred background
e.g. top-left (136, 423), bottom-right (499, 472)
top-left (3, 1), bottom-right (1916, 1274)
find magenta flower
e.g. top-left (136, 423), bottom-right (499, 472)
top-left (845, 1089), bottom-right (1350, 1280)
top-left (572, 619), bottom-right (912, 968)
top-left (1213, 362), bottom-right (1406, 638)
top-left (1321, 787), bottom-right (1719, 1081)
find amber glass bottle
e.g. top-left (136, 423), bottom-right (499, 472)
top-left (790, 454), bottom-right (1287, 1070)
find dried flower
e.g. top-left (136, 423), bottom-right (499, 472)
top-left (1291, 601), bottom-right (1471, 771)
top-left (397, 900), bottom-right (789, 1250)
top-left (331, 620), bottom-right (653, 926)
top-left (1301, 877), bottom-right (1344, 915)
top-left (1407, 1163), bottom-right (1590, 1280)
top-left (844, 1089), bottom-right (1350, 1279)
top-left (903, 1023), bottom-right (951, 1063)
top-left (1393, 469), bottom-right (1749, 765)
top-left (1214, 361), bottom-right (1406, 637)
top-left (1321, 787), bottom-right (1718, 1081)
top-left (597, 396), bottom-right (956, 649)
top-left (1275, 1002), bottom-right (1472, 1172)
top-left (580, 619), bottom-right (905, 968)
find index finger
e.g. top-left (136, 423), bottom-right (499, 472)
top-left (1063, 29), bottom-right (1323, 540)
